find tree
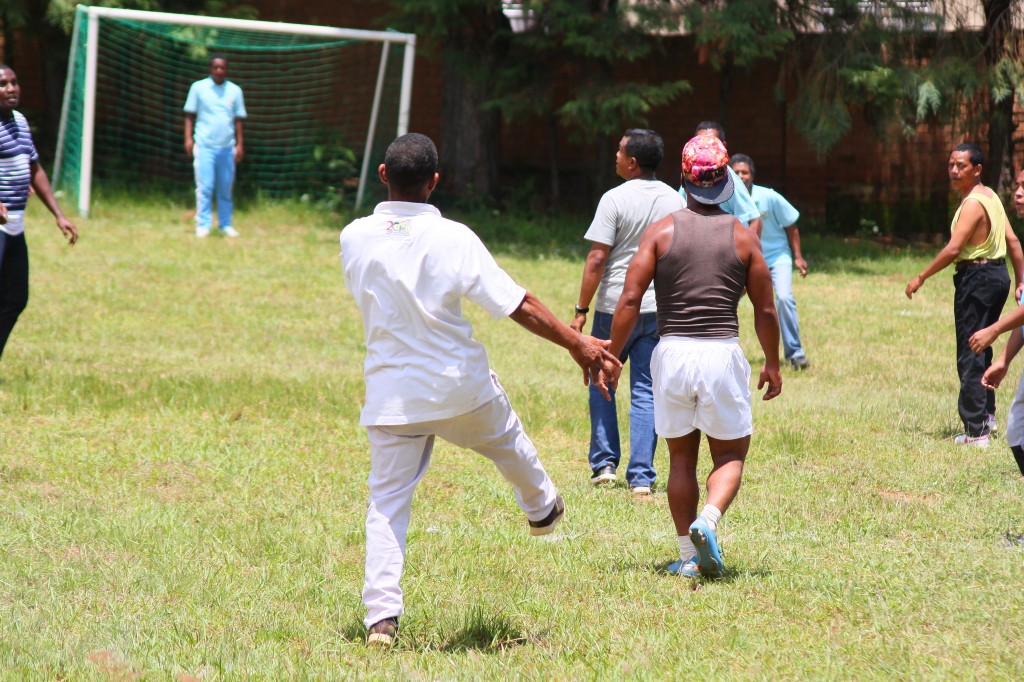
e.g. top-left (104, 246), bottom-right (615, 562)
top-left (382, 0), bottom-right (690, 204)
top-left (684, 0), bottom-right (1024, 192)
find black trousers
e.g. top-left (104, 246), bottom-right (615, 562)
top-left (0, 231), bottom-right (29, 361)
top-left (954, 262), bottom-right (1009, 437)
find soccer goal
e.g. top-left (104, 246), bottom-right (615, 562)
top-left (55, 5), bottom-right (416, 216)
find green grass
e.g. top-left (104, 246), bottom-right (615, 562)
top-left (1, 197), bottom-right (1023, 679)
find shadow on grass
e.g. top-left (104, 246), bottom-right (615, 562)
top-left (649, 559), bottom-right (772, 585)
top-left (340, 608), bottom-right (536, 653)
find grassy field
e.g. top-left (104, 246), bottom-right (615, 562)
top-left (1, 196), bottom-right (1023, 680)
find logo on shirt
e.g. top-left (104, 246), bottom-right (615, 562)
top-left (385, 219), bottom-right (412, 238)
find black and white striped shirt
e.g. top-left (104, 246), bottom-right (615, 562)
top-left (0, 110), bottom-right (38, 236)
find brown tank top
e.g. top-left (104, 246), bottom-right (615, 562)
top-left (654, 209), bottom-right (746, 339)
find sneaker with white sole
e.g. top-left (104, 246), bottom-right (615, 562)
top-left (590, 465), bottom-right (616, 485)
top-left (630, 485), bottom-right (652, 496)
top-left (954, 433), bottom-right (990, 448)
top-left (221, 226), bottom-right (240, 238)
top-left (988, 414), bottom-right (998, 434)
top-left (528, 495), bottom-right (565, 536)
top-left (666, 556), bottom-right (700, 578)
top-left (195, 227), bottom-right (210, 238)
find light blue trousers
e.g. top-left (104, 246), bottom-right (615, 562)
top-left (768, 253), bottom-right (806, 361)
top-left (193, 145), bottom-right (235, 231)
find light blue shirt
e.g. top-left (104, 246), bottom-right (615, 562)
top-left (184, 77), bottom-right (247, 149)
top-left (750, 184), bottom-right (800, 263)
top-left (680, 166), bottom-right (760, 226)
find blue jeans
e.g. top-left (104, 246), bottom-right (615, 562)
top-left (768, 254), bottom-right (806, 361)
top-left (193, 145), bottom-right (236, 231)
top-left (588, 310), bottom-right (658, 487)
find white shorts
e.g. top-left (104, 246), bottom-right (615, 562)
top-left (651, 336), bottom-right (752, 440)
top-left (1006, 369), bottom-right (1024, 447)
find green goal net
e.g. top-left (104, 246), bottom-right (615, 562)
top-left (56, 6), bottom-right (416, 215)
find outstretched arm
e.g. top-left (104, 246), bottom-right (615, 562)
top-left (906, 201), bottom-right (982, 298)
top-left (29, 161), bottom-right (77, 245)
top-left (969, 303), bottom-right (1024, 354)
top-left (509, 291), bottom-right (620, 400)
top-left (982, 327), bottom-right (1024, 390)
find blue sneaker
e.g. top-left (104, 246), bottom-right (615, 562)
top-left (666, 556), bottom-right (700, 577)
top-left (689, 518), bottom-right (724, 578)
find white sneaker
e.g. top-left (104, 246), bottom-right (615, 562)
top-left (954, 434), bottom-right (990, 448)
top-left (630, 486), bottom-right (652, 496)
top-left (195, 227), bottom-right (210, 238)
top-left (221, 226), bottom-right (240, 238)
top-left (988, 414), bottom-right (998, 434)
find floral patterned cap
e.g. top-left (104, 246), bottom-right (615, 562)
top-left (681, 134), bottom-right (735, 205)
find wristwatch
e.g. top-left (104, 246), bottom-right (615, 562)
top-left (574, 305), bottom-right (589, 315)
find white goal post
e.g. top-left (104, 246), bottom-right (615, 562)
top-left (55, 5), bottom-right (417, 216)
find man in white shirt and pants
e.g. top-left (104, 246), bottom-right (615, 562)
top-left (340, 133), bottom-right (619, 646)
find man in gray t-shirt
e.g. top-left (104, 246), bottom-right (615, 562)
top-left (571, 128), bottom-right (686, 494)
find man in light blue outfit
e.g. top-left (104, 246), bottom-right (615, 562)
top-left (731, 153), bottom-right (811, 369)
top-left (679, 122), bottom-right (762, 236)
top-left (184, 55), bottom-right (246, 238)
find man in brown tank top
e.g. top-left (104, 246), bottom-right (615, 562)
top-left (606, 134), bottom-right (783, 579)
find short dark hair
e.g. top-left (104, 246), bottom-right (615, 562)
top-left (209, 54), bottom-right (228, 66)
top-left (384, 133), bottom-right (438, 192)
top-left (623, 128), bottom-right (664, 171)
top-left (695, 121), bottom-right (726, 142)
top-left (953, 143), bottom-right (984, 167)
top-left (730, 153), bottom-right (755, 176)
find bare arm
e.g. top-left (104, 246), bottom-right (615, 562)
top-left (610, 217), bottom-right (666, 360)
top-left (234, 119), bottom-right (244, 163)
top-left (30, 161), bottom-right (77, 245)
top-left (969, 300), bottom-right (1024, 353)
top-left (571, 242), bottom-right (610, 333)
top-left (906, 200), bottom-right (984, 299)
top-left (982, 326), bottom-right (1024, 390)
top-left (737, 222), bottom-right (782, 399)
top-left (1005, 219), bottom-right (1023, 301)
top-left (749, 217), bottom-right (764, 239)
top-left (786, 224), bottom-right (808, 277)
top-left (509, 291), bottom-right (620, 399)
top-left (184, 113), bottom-right (196, 158)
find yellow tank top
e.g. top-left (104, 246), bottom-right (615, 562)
top-left (952, 189), bottom-right (1007, 262)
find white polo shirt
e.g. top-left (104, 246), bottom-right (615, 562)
top-left (340, 201), bottom-right (527, 426)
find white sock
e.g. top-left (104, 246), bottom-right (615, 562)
top-left (678, 535), bottom-right (696, 561)
top-left (699, 504), bottom-right (723, 532)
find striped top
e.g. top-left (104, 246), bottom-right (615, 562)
top-left (0, 110), bottom-right (38, 237)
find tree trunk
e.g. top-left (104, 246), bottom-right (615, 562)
top-left (983, 0), bottom-right (1014, 192)
top-left (547, 113), bottom-right (560, 205)
top-left (437, 49), bottom-right (500, 203)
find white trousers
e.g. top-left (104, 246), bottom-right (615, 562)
top-left (362, 374), bottom-right (558, 627)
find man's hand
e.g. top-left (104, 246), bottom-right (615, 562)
top-left (569, 311), bottom-right (587, 334)
top-left (570, 335), bottom-right (621, 400)
top-left (758, 364), bottom-right (782, 400)
top-left (795, 257), bottom-right (808, 278)
top-left (982, 360), bottom-right (1009, 390)
top-left (57, 216), bottom-right (78, 245)
top-left (969, 325), bottom-right (1000, 354)
top-left (905, 275), bottom-right (924, 299)
top-left (184, 138), bottom-right (194, 159)
top-left (234, 145), bottom-right (244, 163)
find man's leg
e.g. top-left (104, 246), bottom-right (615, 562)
top-left (665, 432), bottom-right (702, 536)
top-left (193, 146), bottom-right (215, 236)
top-left (1004, 366), bottom-right (1024, 475)
top-left (362, 426), bottom-right (435, 629)
top-left (624, 312), bottom-right (658, 490)
top-left (0, 232), bottom-right (29, 361)
top-left (588, 310), bottom-right (621, 482)
top-left (438, 378), bottom-right (558, 523)
top-left (769, 255), bottom-right (806, 363)
top-left (214, 146), bottom-right (236, 234)
top-left (954, 268), bottom-right (994, 438)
